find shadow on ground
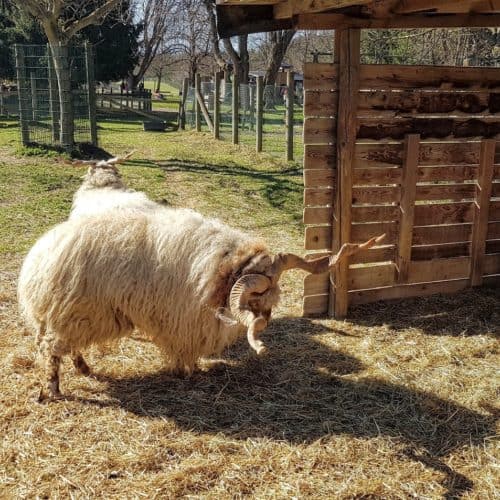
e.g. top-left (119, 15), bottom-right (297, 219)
top-left (348, 286), bottom-right (500, 337)
top-left (84, 315), bottom-right (496, 498)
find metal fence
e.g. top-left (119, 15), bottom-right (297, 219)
top-left (183, 75), bottom-right (303, 162)
top-left (14, 44), bottom-right (96, 147)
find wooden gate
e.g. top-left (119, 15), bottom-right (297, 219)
top-left (302, 62), bottom-right (500, 317)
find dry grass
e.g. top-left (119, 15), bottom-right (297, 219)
top-left (0, 118), bottom-right (499, 499)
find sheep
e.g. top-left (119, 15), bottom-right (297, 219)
top-left (19, 169), bottom-right (384, 400)
top-left (69, 152), bottom-right (159, 218)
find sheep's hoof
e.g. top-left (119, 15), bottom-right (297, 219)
top-left (37, 387), bottom-right (63, 403)
top-left (252, 342), bottom-right (267, 356)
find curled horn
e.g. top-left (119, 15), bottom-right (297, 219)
top-left (65, 150), bottom-right (136, 169)
top-left (229, 274), bottom-right (271, 355)
top-left (270, 234), bottom-right (386, 279)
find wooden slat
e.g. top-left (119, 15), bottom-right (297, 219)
top-left (418, 166), bottom-right (478, 182)
top-left (303, 206), bottom-right (333, 225)
top-left (353, 167), bottom-right (402, 185)
top-left (408, 257), bottom-right (471, 283)
top-left (412, 242), bottom-right (470, 261)
top-left (397, 134), bottom-right (420, 282)
top-left (487, 221), bottom-right (500, 239)
top-left (490, 200), bottom-right (500, 220)
top-left (351, 222), bottom-right (398, 244)
top-left (305, 225), bottom-right (331, 251)
top-left (415, 184), bottom-right (476, 201)
top-left (304, 168), bottom-right (335, 188)
top-left (484, 253), bottom-right (500, 275)
top-left (304, 273), bottom-right (329, 296)
top-left (304, 144), bottom-right (336, 169)
top-left (486, 239), bottom-right (500, 254)
top-left (357, 89), bottom-right (500, 114)
top-left (349, 279), bottom-right (470, 306)
top-left (304, 187), bottom-right (334, 206)
top-left (352, 186), bottom-right (401, 204)
top-left (492, 182), bottom-right (500, 198)
top-left (304, 117), bottom-right (337, 145)
top-left (332, 28), bottom-right (360, 319)
top-left (302, 294), bottom-right (329, 316)
top-left (358, 117), bottom-right (500, 141)
top-left (303, 63), bottom-right (338, 91)
top-left (470, 140), bottom-right (496, 286)
top-left (413, 224), bottom-right (473, 245)
top-left (305, 246), bottom-right (396, 265)
top-left (358, 65), bottom-right (500, 90)
top-left (349, 263), bottom-right (396, 290)
top-left (352, 204), bottom-right (399, 222)
top-left (304, 90), bottom-right (337, 116)
top-left (414, 202), bottom-right (474, 225)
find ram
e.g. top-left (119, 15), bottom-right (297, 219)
top-left (19, 170), bottom-right (383, 400)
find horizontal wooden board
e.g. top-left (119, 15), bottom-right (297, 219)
top-left (304, 273), bottom-right (330, 296)
top-left (354, 141), bottom-right (499, 167)
top-left (349, 279), bottom-right (470, 306)
top-left (352, 186), bottom-right (401, 204)
top-left (487, 221), bottom-right (500, 239)
top-left (303, 63), bottom-right (338, 91)
top-left (304, 117), bottom-right (336, 145)
top-left (304, 187), bottom-right (334, 206)
top-left (303, 206), bottom-right (333, 225)
top-left (352, 204), bottom-right (400, 223)
top-left (304, 144), bottom-right (336, 169)
top-left (486, 239), bottom-right (500, 254)
top-left (304, 168), bottom-right (335, 188)
top-left (411, 242), bottom-right (470, 261)
top-left (357, 117), bottom-right (500, 141)
top-left (304, 90), bottom-right (337, 116)
top-left (418, 166), bottom-right (478, 182)
top-left (357, 89), bottom-right (500, 114)
top-left (349, 263), bottom-right (396, 290)
top-left (415, 184), bottom-right (476, 201)
top-left (484, 253), bottom-right (500, 275)
top-left (407, 257), bottom-right (470, 283)
top-left (351, 222), bottom-right (398, 244)
top-left (302, 293), bottom-right (329, 316)
top-left (413, 224), bottom-right (472, 244)
top-left (492, 182), bottom-right (500, 198)
top-left (305, 246), bottom-right (396, 265)
top-left (358, 65), bottom-right (500, 90)
top-left (305, 225), bottom-right (331, 251)
top-left (414, 202), bottom-right (474, 225)
top-left (353, 167), bottom-right (402, 185)
top-left (490, 201), bottom-right (500, 221)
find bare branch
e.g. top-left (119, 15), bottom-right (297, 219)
top-left (64, 0), bottom-right (121, 39)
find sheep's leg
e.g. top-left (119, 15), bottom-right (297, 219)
top-left (38, 333), bottom-right (67, 401)
top-left (71, 351), bottom-right (90, 376)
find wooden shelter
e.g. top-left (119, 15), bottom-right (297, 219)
top-left (216, 1), bottom-right (500, 318)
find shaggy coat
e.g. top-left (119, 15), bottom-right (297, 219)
top-left (18, 206), bottom-right (278, 383)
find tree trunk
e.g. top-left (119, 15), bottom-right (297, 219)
top-left (156, 67), bottom-right (162, 93)
top-left (50, 44), bottom-right (74, 149)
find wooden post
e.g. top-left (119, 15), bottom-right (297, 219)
top-left (214, 71), bottom-right (221, 139)
top-left (286, 70), bottom-right (294, 161)
top-left (14, 45), bottom-right (30, 145)
top-left (470, 139), bottom-right (496, 286)
top-left (84, 42), bottom-right (98, 147)
top-left (256, 75), bottom-right (263, 152)
top-left (396, 134), bottom-right (420, 283)
top-left (180, 77), bottom-right (189, 130)
top-left (47, 44), bottom-right (59, 143)
top-left (330, 28), bottom-right (360, 319)
top-left (232, 73), bottom-right (239, 144)
top-left (195, 73), bottom-right (201, 132)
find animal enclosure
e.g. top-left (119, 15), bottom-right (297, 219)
top-left (302, 59), bottom-right (500, 317)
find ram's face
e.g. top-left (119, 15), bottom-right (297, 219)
top-left (247, 284), bottom-right (281, 321)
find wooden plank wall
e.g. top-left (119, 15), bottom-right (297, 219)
top-left (303, 63), bottom-right (500, 316)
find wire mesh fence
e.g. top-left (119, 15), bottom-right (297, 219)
top-left (14, 44), bottom-right (95, 147)
top-left (184, 76), bottom-right (303, 163)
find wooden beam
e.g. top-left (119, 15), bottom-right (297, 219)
top-left (395, 0), bottom-right (500, 14)
top-left (296, 12), bottom-right (500, 29)
top-left (274, 0), bottom-right (371, 19)
top-left (470, 139), bottom-right (496, 286)
top-left (331, 28), bottom-right (360, 319)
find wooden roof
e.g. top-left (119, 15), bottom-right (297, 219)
top-left (216, 0), bottom-right (500, 37)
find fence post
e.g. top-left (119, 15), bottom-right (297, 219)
top-left (14, 45), bottom-right (30, 145)
top-left (179, 77), bottom-right (189, 130)
top-left (286, 70), bottom-right (294, 161)
top-left (232, 73), bottom-right (239, 144)
top-left (195, 73), bottom-right (201, 132)
top-left (84, 42), bottom-right (98, 147)
top-left (214, 71), bottom-right (221, 139)
top-left (256, 76), bottom-right (263, 152)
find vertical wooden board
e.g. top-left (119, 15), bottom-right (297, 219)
top-left (470, 140), bottom-right (496, 286)
top-left (397, 135), bottom-right (420, 283)
top-left (331, 28), bottom-right (360, 319)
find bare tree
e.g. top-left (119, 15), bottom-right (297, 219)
top-left (15, 0), bottom-right (122, 147)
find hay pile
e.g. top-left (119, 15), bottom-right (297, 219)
top-left (1, 259), bottom-right (498, 498)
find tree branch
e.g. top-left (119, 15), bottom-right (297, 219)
top-left (64, 0), bottom-right (121, 39)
